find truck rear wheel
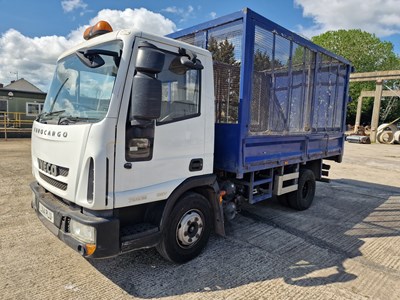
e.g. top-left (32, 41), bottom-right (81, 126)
top-left (287, 169), bottom-right (316, 210)
top-left (156, 192), bottom-right (212, 263)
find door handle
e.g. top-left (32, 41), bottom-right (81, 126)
top-left (189, 158), bottom-right (203, 172)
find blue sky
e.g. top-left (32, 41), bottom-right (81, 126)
top-left (0, 1), bottom-right (311, 37)
top-left (1, 0), bottom-right (400, 91)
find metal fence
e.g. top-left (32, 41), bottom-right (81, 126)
top-left (0, 112), bottom-right (34, 140)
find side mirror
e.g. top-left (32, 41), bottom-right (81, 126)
top-left (178, 47), bottom-right (204, 70)
top-left (131, 73), bottom-right (162, 122)
top-left (130, 43), bottom-right (165, 124)
top-left (180, 56), bottom-right (204, 70)
top-left (135, 45), bottom-right (165, 73)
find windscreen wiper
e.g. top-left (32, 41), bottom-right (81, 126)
top-left (37, 110), bottom-right (66, 123)
top-left (44, 110), bottom-right (66, 117)
top-left (49, 77), bottom-right (69, 113)
top-left (36, 77), bottom-right (70, 123)
top-left (58, 116), bottom-right (98, 125)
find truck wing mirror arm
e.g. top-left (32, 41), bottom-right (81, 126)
top-left (179, 47), bottom-right (204, 70)
top-left (180, 56), bottom-right (204, 70)
top-left (76, 49), bottom-right (121, 68)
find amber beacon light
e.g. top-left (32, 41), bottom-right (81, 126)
top-left (83, 21), bottom-right (113, 40)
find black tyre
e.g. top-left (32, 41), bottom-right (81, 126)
top-left (287, 169), bottom-right (316, 210)
top-left (156, 192), bottom-right (212, 263)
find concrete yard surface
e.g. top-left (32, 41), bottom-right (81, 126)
top-left (0, 139), bottom-right (399, 299)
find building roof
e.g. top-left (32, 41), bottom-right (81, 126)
top-left (1, 78), bottom-right (44, 94)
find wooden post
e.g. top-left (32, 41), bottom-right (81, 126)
top-left (370, 80), bottom-right (383, 143)
top-left (4, 113), bottom-right (7, 141)
top-left (354, 96), bottom-right (363, 133)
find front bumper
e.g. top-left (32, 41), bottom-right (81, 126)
top-left (30, 182), bottom-right (120, 258)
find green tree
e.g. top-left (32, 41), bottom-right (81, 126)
top-left (208, 37), bottom-right (238, 65)
top-left (313, 30), bottom-right (399, 72)
top-left (291, 46), bottom-right (305, 68)
top-left (208, 37), bottom-right (240, 123)
top-left (253, 49), bottom-right (272, 71)
top-left (312, 29), bottom-right (400, 125)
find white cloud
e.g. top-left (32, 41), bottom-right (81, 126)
top-left (61, 0), bottom-right (87, 13)
top-left (163, 6), bottom-right (179, 14)
top-left (162, 5), bottom-right (195, 23)
top-left (295, 0), bottom-right (400, 38)
top-left (0, 29), bottom-right (74, 91)
top-left (90, 8), bottom-right (176, 36)
top-left (209, 12), bottom-right (217, 19)
top-left (0, 8), bottom-right (176, 91)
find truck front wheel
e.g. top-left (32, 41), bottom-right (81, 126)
top-left (287, 169), bottom-right (316, 210)
top-left (156, 192), bottom-right (212, 263)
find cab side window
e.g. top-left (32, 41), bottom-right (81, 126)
top-left (157, 52), bottom-right (201, 124)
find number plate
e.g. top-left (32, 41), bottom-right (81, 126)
top-left (38, 202), bottom-right (54, 224)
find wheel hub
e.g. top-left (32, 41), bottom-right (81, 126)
top-left (176, 210), bottom-right (203, 248)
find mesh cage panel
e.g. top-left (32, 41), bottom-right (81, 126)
top-left (312, 54), bottom-right (347, 131)
top-left (214, 62), bottom-right (241, 123)
top-left (173, 16), bottom-right (349, 134)
top-left (175, 20), bottom-right (243, 124)
top-left (251, 27), bottom-right (274, 132)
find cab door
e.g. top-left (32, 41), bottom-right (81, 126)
top-left (113, 37), bottom-right (212, 208)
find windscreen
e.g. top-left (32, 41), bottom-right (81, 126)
top-left (38, 40), bottom-right (122, 124)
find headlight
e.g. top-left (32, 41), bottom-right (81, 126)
top-left (70, 219), bottom-right (96, 244)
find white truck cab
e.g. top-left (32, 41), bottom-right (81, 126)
top-left (31, 22), bottom-right (222, 263)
